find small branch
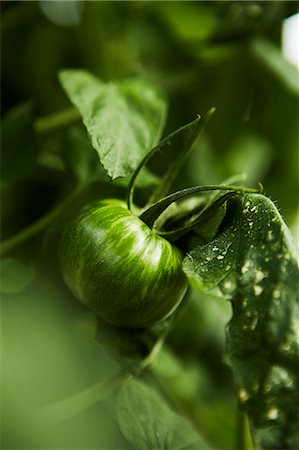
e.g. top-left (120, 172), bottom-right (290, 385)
top-left (0, 185), bottom-right (84, 256)
top-left (139, 184), bottom-right (262, 229)
top-left (34, 107), bottom-right (81, 134)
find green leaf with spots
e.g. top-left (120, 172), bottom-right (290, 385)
top-left (59, 70), bottom-right (167, 180)
top-left (117, 379), bottom-right (212, 449)
top-left (183, 194), bottom-right (299, 449)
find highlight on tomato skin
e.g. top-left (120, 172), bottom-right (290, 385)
top-left (59, 200), bottom-right (188, 329)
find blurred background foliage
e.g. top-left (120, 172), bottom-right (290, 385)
top-left (1, 1), bottom-right (298, 449)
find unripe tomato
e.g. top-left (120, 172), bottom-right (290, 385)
top-left (59, 201), bottom-right (188, 328)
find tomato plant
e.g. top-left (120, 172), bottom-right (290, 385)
top-left (1, 2), bottom-right (298, 450)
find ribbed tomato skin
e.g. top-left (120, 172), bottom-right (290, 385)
top-left (59, 202), bottom-right (187, 328)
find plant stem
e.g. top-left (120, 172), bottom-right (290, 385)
top-left (0, 185), bottom-right (85, 256)
top-left (34, 107), bottom-right (81, 134)
top-left (139, 184), bottom-right (262, 229)
top-left (157, 174), bottom-right (248, 237)
top-left (39, 371), bottom-right (131, 427)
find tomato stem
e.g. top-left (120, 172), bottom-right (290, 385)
top-left (139, 184), bottom-right (263, 229)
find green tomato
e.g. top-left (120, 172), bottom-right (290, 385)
top-left (59, 201), bottom-right (188, 329)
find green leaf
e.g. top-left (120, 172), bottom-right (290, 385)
top-left (250, 38), bottom-right (299, 97)
top-left (0, 258), bottom-right (35, 294)
top-left (183, 194), bottom-right (299, 449)
top-left (1, 102), bottom-right (38, 185)
top-left (127, 113), bottom-right (209, 212)
top-left (117, 379), bottom-right (212, 449)
top-left (59, 70), bottom-right (167, 180)
top-left (63, 125), bottom-right (159, 187)
top-left (148, 110), bottom-right (214, 205)
top-left (194, 201), bottom-right (227, 242)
